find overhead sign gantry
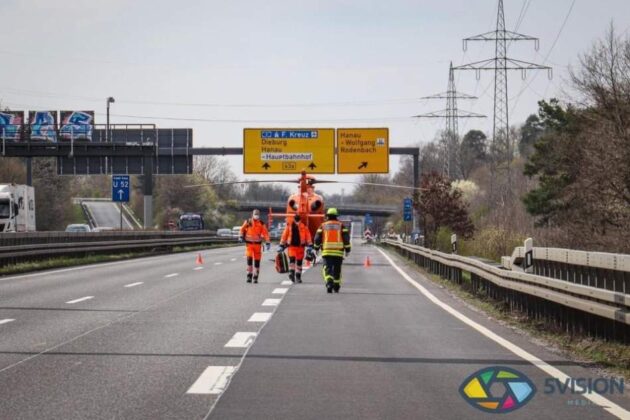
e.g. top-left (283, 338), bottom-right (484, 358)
top-left (243, 128), bottom-right (335, 174)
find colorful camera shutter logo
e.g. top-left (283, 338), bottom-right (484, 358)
top-left (459, 366), bottom-right (536, 413)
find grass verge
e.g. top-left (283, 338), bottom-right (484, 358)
top-left (0, 243), bottom-right (240, 277)
top-left (388, 247), bottom-right (630, 380)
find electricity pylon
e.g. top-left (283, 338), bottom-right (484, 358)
top-left (415, 62), bottom-right (485, 179)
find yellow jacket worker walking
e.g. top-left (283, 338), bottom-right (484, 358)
top-left (313, 208), bottom-right (351, 294)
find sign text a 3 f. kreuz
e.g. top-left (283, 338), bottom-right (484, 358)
top-left (337, 128), bottom-right (389, 174)
top-left (243, 129), bottom-right (335, 174)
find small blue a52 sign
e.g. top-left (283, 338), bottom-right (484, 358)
top-left (112, 175), bottom-right (130, 202)
top-left (403, 198), bottom-right (413, 222)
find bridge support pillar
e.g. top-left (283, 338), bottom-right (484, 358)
top-left (143, 155), bottom-right (153, 229)
top-left (25, 157), bottom-right (32, 186)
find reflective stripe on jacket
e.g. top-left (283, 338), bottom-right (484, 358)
top-left (240, 219), bottom-right (269, 244)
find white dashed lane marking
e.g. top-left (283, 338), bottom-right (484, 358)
top-left (193, 267), bottom-right (204, 271)
top-left (248, 312), bottom-right (272, 323)
top-left (230, 258), bottom-right (237, 262)
top-left (187, 366), bottom-right (237, 395)
top-left (0, 319), bottom-right (15, 325)
top-left (214, 262), bottom-right (223, 266)
top-left (281, 280), bottom-right (292, 286)
top-left (66, 296), bottom-right (94, 304)
top-left (124, 282), bottom-right (143, 288)
top-left (224, 332), bottom-right (257, 348)
top-left (272, 288), bottom-right (288, 295)
top-left (262, 298), bottom-right (281, 307)
top-left (165, 273), bottom-right (179, 278)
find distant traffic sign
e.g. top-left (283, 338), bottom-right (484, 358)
top-left (112, 175), bottom-right (130, 202)
top-left (337, 128), bottom-right (389, 174)
top-left (365, 213), bottom-right (373, 226)
top-left (243, 129), bottom-right (335, 174)
top-left (403, 197), bottom-right (413, 222)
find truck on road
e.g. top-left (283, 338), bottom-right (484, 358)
top-left (0, 184), bottom-right (36, 232)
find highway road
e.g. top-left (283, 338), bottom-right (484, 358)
top-left (83, 201), bottom-right (135, 230)
top-left (0, 244), bottom-right (629, 419)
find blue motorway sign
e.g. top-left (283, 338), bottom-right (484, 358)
top-left (112, 175), bottom-right (130, 202)
top-left (365, 213), bottom-right (373, 226)
top-left (403, 198), bottom-right (413, 222)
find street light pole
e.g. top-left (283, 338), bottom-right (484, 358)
top-left (106, 97), bottom-right (115, 175)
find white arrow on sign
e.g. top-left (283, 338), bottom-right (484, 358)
top-left (118, 189), bottom-right (125, 200)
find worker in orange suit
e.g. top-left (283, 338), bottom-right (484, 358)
top-left (279, 214), bottom-right (313, 283)
top-left (239, 209), bottom-right (270, 284)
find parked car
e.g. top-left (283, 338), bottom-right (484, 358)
top-left (92, 227), bottom-right (114, 232)
top-left (232, 226), bottom-right (241, 238)
top-left (65, 224), bottom-right (91, 233)
top-left (217, 228), bottom-right (232, 237)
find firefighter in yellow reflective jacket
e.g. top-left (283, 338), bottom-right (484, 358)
top-left (313, 208), bottom-right (351, 293)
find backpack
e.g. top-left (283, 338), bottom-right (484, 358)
top-left (275, 251), bottom-right (289, 274)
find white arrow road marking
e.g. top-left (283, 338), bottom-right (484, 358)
top-left (272, 288), bottom-right (288, 295)
top-left (66, 296), bottom-right (94, 304)
top-left (262, 298), bottom-right (281, 306)
top-left (124, 282), bottom-right (143, 288)
top-left (165, 273), bottom-right (179, 278)
top-left (377, 247), bottom-right (630, 420)
top-left (225, 332), bottom-right (257, 348)
top-left (0, 319), bottom-right (15, 325)
top-left (281, 280), bottom-right (293, 286)
top-left (248, 312), bottom-right (272, 323)
top-left (187, 366), bottom-right (236, 395)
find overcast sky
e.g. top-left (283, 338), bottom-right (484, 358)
top-left (1, 0), bottom-right (629, 194)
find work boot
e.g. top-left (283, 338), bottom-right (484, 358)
top-left (253, 276), bottom-right (259, 284)
top-left (326, 281), bottom-right (333, 294)
top-left (246, 273), bottom-right (252, 283)
top-left (289, 272), bottom-right (295, 283)
top-left (296, 274), bottom-right (302, 284)
top-left (333, 283), bottom-right (340, 293)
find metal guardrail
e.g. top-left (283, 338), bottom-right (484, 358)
top-left (505, 246), bottom-right (630, 293)
top-left (383, 240), bottom-right (630, 342)
top-left (0, 231), bottom-right (238, 266)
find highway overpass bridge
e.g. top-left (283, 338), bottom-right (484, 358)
top-left (232, 201), bottom-right (398, 217)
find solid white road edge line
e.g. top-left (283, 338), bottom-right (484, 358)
top-left (248, 312), bottom-right (272, 323)
top-left (0, 319), bottom-right (15, 325)
top-left (164, 273), bottom-right (179, 278)
top-left (272, 288), bottom-right (288, 295)
top-left (66, 296), bottom-right (94, 304)
top-left (187, 366), bottom-right (237, 395)
top-left (262, 298), bottom-right (281, 306)
top-left (124, 282), bottom-right (144, 288)
top-left (224, 332), bottom-right (257, 348)
top-left (376, 247), bottom-right (630, 419)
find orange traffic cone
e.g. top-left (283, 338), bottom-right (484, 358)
top-left (196, 253), bottom-right (204, 265)
top-left (364, 256), bottom-right (372, 268)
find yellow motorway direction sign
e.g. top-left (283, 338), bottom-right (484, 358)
top-left (337, 128), bottom-right (389, 174)
top-left (243, 128), bottom-right (335, 174)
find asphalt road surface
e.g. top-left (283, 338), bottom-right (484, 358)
top-left (83, 201), bottom-right (135, 230)
top-left (0, 244), bottom-right (629, 419)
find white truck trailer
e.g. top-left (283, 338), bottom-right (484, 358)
top-left (0, 184), bottom-right (36, 232)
